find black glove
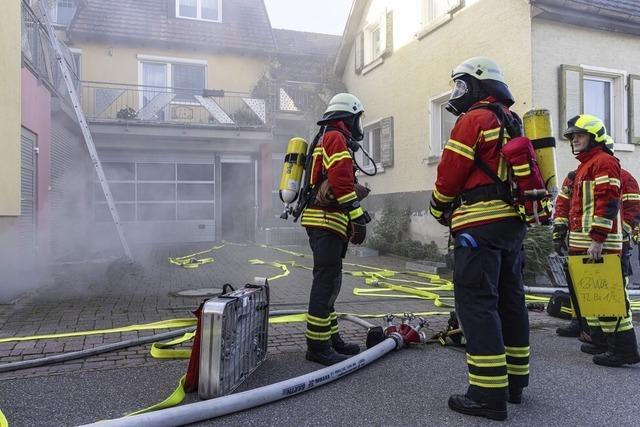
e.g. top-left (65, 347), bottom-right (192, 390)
top-left (349, 212), bottom-right (370, 245)
top-left (430, 201), bottom-right (452, 227)
top-left (552, 224), bottom-right (568, 255)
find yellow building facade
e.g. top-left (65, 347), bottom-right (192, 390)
top-left (0, 1), bottom-right (21, 216)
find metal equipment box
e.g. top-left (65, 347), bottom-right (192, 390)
top-left (198, 277), bottom-right (270, 399)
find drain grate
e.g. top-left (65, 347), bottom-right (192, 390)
top-left (171, 288), bottom-right (222, 298)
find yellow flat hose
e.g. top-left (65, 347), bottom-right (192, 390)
top-left (126, 376), bottom-right (187, 416)
top-left (149, 332), bottom-right (195, 359)
top-left (0, 318), bottom-right (196, 344)
top-left (0, 409), bottom-right (7, 427)
top-left (247, 260), bottom-right (290, 281)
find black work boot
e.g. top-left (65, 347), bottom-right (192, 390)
top-left (448, 394), bottom-right (507, 421)
top-left (592, 330), bottom-right (640, 367)
top-left (508, 387), bottom-right (523, 404)
top-left (556, 318), bottom-right (581, 337)
top-left (306, 340), bottom-right (349, 366)
top-left (331, 334), bottom-right (360, 355)
top-left (581, 342), bottom-right (607, 355)
top-left (593, 351), bottom-right (640, 367)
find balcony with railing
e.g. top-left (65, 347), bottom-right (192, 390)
top-left (80, 82), bottom-right (269, 128)
top-left (21, 1), bottom-right (80, 105)
top-left (79, 80), bottom-right (331, 129)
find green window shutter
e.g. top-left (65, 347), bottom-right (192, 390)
top-left (628, 74), bottom-right (640, 145)
top-left (384, 10), bottom-right (393, 56)
top-left (559, 64), bottom-right (583, 139)
top-left (354, 31), bottom-right (364, 74)
top-left (380, 116), bottom-right (394, 167)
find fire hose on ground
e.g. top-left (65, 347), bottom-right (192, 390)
top-left (78, 312), bottom-right (427, 427)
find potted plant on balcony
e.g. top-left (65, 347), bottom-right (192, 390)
top-left (116, 106), bottom-right (137, 120)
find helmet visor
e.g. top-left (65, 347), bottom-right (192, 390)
top-left (449, 79), bottom-right (468, 100)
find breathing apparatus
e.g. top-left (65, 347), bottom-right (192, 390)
top-left (523, 109), bottom-right (559, 199)
top-left (446, 56), bottom-right (514, 116)
top-left (278, 137), bottom-right (309, 219)
top-left (278, 93), bottom-right (378, 221)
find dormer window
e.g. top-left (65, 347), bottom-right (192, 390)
top-left (176, 0), bottom-right (222, 22)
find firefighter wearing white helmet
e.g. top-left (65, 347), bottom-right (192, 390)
top-left (446, 56), bottom-right (515, 116)
top-left (560, 115), bottom-right (639, 367)
top-left (431, 57), bottom-right (530, 421)
top-left (300, 92), bottom-right (371, 366)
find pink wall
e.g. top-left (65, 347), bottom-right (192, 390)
top-left (21, 67), bottom-right (52, 262)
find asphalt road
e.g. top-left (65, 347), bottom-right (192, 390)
top-left (1, 327), bottom-right (639, 427)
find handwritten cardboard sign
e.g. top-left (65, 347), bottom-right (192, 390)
top-left (567, 254), bottom-right (626, 317)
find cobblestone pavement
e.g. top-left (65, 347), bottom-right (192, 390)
top-left (0, 241), bottom-right (637, 384)
top-left (0, 242), bottom-right (455, 381)
top-left (2, 241), bottom-right (640, 427)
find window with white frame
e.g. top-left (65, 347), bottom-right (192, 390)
top-left (176, 0), bottom-right (221, 22)
top-left (50, 0), bottom-right (77, 27)
top-left (584, 76), bottom-right (614, 137)
top-left (356, 117), bottom-right (394, 172)
top-left (139, 57), bottom-right (206, 104)
top-left (429, 92), bottom-right (457, 160)
top-left (560, 64), bottom-right (636, 148)
top-left (363, 126), bottom-right (382, 170)
top-left (419, 0), bottom-right (461, 35)
top-left (363, 18), bottom-right (385, 65)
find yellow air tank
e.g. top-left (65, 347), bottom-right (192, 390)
top-left (523, 109), bottom-right (558, 198)
top-left (279, 137), bottom-right (309, 207)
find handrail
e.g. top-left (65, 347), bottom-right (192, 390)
top-left (80, 80), bottom-right (251, 96)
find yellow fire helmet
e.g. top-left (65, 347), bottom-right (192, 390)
top-left (563, 114), bottom-right (607, 144)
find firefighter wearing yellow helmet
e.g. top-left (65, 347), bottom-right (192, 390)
top-left (558, 114), bottom-right (639, 367)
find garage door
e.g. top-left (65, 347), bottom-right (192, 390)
top-left (94, 161), bottom-right (215, 243)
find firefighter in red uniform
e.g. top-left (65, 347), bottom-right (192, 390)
top-left (559, 116), bottom-right (639, 366)
top-left (300, 93), bottom-right (371, 366)
top-left (619, 165), bottom-right (640, 282)
top-left (429, 57), bottom-right (529, 421)
top-left (554, 139), bottom-right (640, 339)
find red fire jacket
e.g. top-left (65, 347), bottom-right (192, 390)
top-left (301, 121), bottom-right (363, 239)
top-left (621, 168), bottom-right (640, 240)
top-left (558, 146), bottom-right (622, 254)
top-left (554, 167), bottom-right (639, 244)
top-left (431, 97), bottom-right (520, 232)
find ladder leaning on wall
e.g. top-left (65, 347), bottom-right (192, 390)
top-left (36, 2), bottom-right (133, 262)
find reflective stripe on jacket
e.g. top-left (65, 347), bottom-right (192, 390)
top-left (621, 168), bottom-right (640, 240)
top-left (301, 121), bottom-right (357, 238)
top-left (431, 97), bottom-right (520, 233)
top-left (567, 146), bottom-right (622, 254)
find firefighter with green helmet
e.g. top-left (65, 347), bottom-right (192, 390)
top-left (559, 114), bottom-right (639, 366)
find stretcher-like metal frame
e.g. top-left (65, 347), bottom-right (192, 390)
top-left (199, 278), bottom-right (270, 399)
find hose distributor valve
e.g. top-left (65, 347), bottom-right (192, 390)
top-left (383, 314), bottom-right (397, 334)
top-left (382, 314), bottom-right (404, 349)
top-left (402, 317), bottom-right (429, 345)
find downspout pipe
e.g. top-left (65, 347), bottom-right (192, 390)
top-left (79, 336), bottom-right (401, 427)
top-left (0, 327), bottom-right (195, 374)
